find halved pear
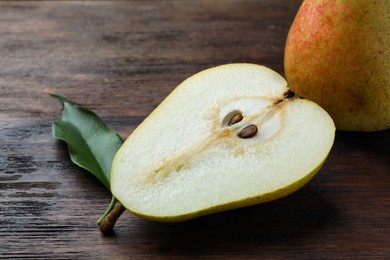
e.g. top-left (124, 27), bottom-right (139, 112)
top-left (111, 64), bottom-right (335, 222)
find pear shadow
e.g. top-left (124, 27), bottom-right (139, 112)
top-left (117, 185), bottom-right (339, 256)
top-left (334, 129), bottom-right (390, 157)
top-left (329, 129), bottom-right (390, 177)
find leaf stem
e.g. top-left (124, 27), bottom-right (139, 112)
top-left (99, 201), bottom-right (126, 235)
top-left (97, 195), bottom-right (116, 224)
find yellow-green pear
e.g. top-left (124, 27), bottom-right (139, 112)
top-left (110, 64), bottom-right (335, 222)
top-left (284, 0), bottom-right (390, 131)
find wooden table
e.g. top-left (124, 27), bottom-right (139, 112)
top-left (1, 1), bottom-right (389, 258)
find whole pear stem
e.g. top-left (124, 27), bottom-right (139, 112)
top-left (99, 202), bottom-right (126, 235)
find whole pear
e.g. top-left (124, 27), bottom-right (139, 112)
top-left (284, 0), bottom-right (390, 131)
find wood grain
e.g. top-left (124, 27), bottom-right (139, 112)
top-left (1, 1), bottom-right (389, 258)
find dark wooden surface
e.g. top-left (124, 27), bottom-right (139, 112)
top-left (1, 1), bottom-right (389, 258)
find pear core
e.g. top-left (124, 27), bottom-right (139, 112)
top-left (111, 64), bottom-right (335, 222)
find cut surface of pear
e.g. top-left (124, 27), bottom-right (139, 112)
top-left (111, 64), bottom-right (335, 222)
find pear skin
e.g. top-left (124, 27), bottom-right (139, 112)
top-left (284, 0), bottom-right (390, 131)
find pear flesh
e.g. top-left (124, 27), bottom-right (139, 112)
top-left (111, 64), bottom-right (335, 222)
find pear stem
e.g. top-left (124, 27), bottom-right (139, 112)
top-left (97, 195), bottom-right (116, 224)
top-left (99, 202), bottom-right (126, 235)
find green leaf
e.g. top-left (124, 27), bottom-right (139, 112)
top-left (51, 94), bottom-right (123, 190)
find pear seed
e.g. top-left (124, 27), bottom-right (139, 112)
top-left (238, 124), bottom-right (258, 139)
top-left (228, 113), bottom-right (243, 126)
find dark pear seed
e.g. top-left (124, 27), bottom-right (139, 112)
top-left (284, 90), bottom-right (296, 99)
top-left (228, 113), bottom-right (243, 126)
top-left (238, 124), bottom-right (258, 139)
